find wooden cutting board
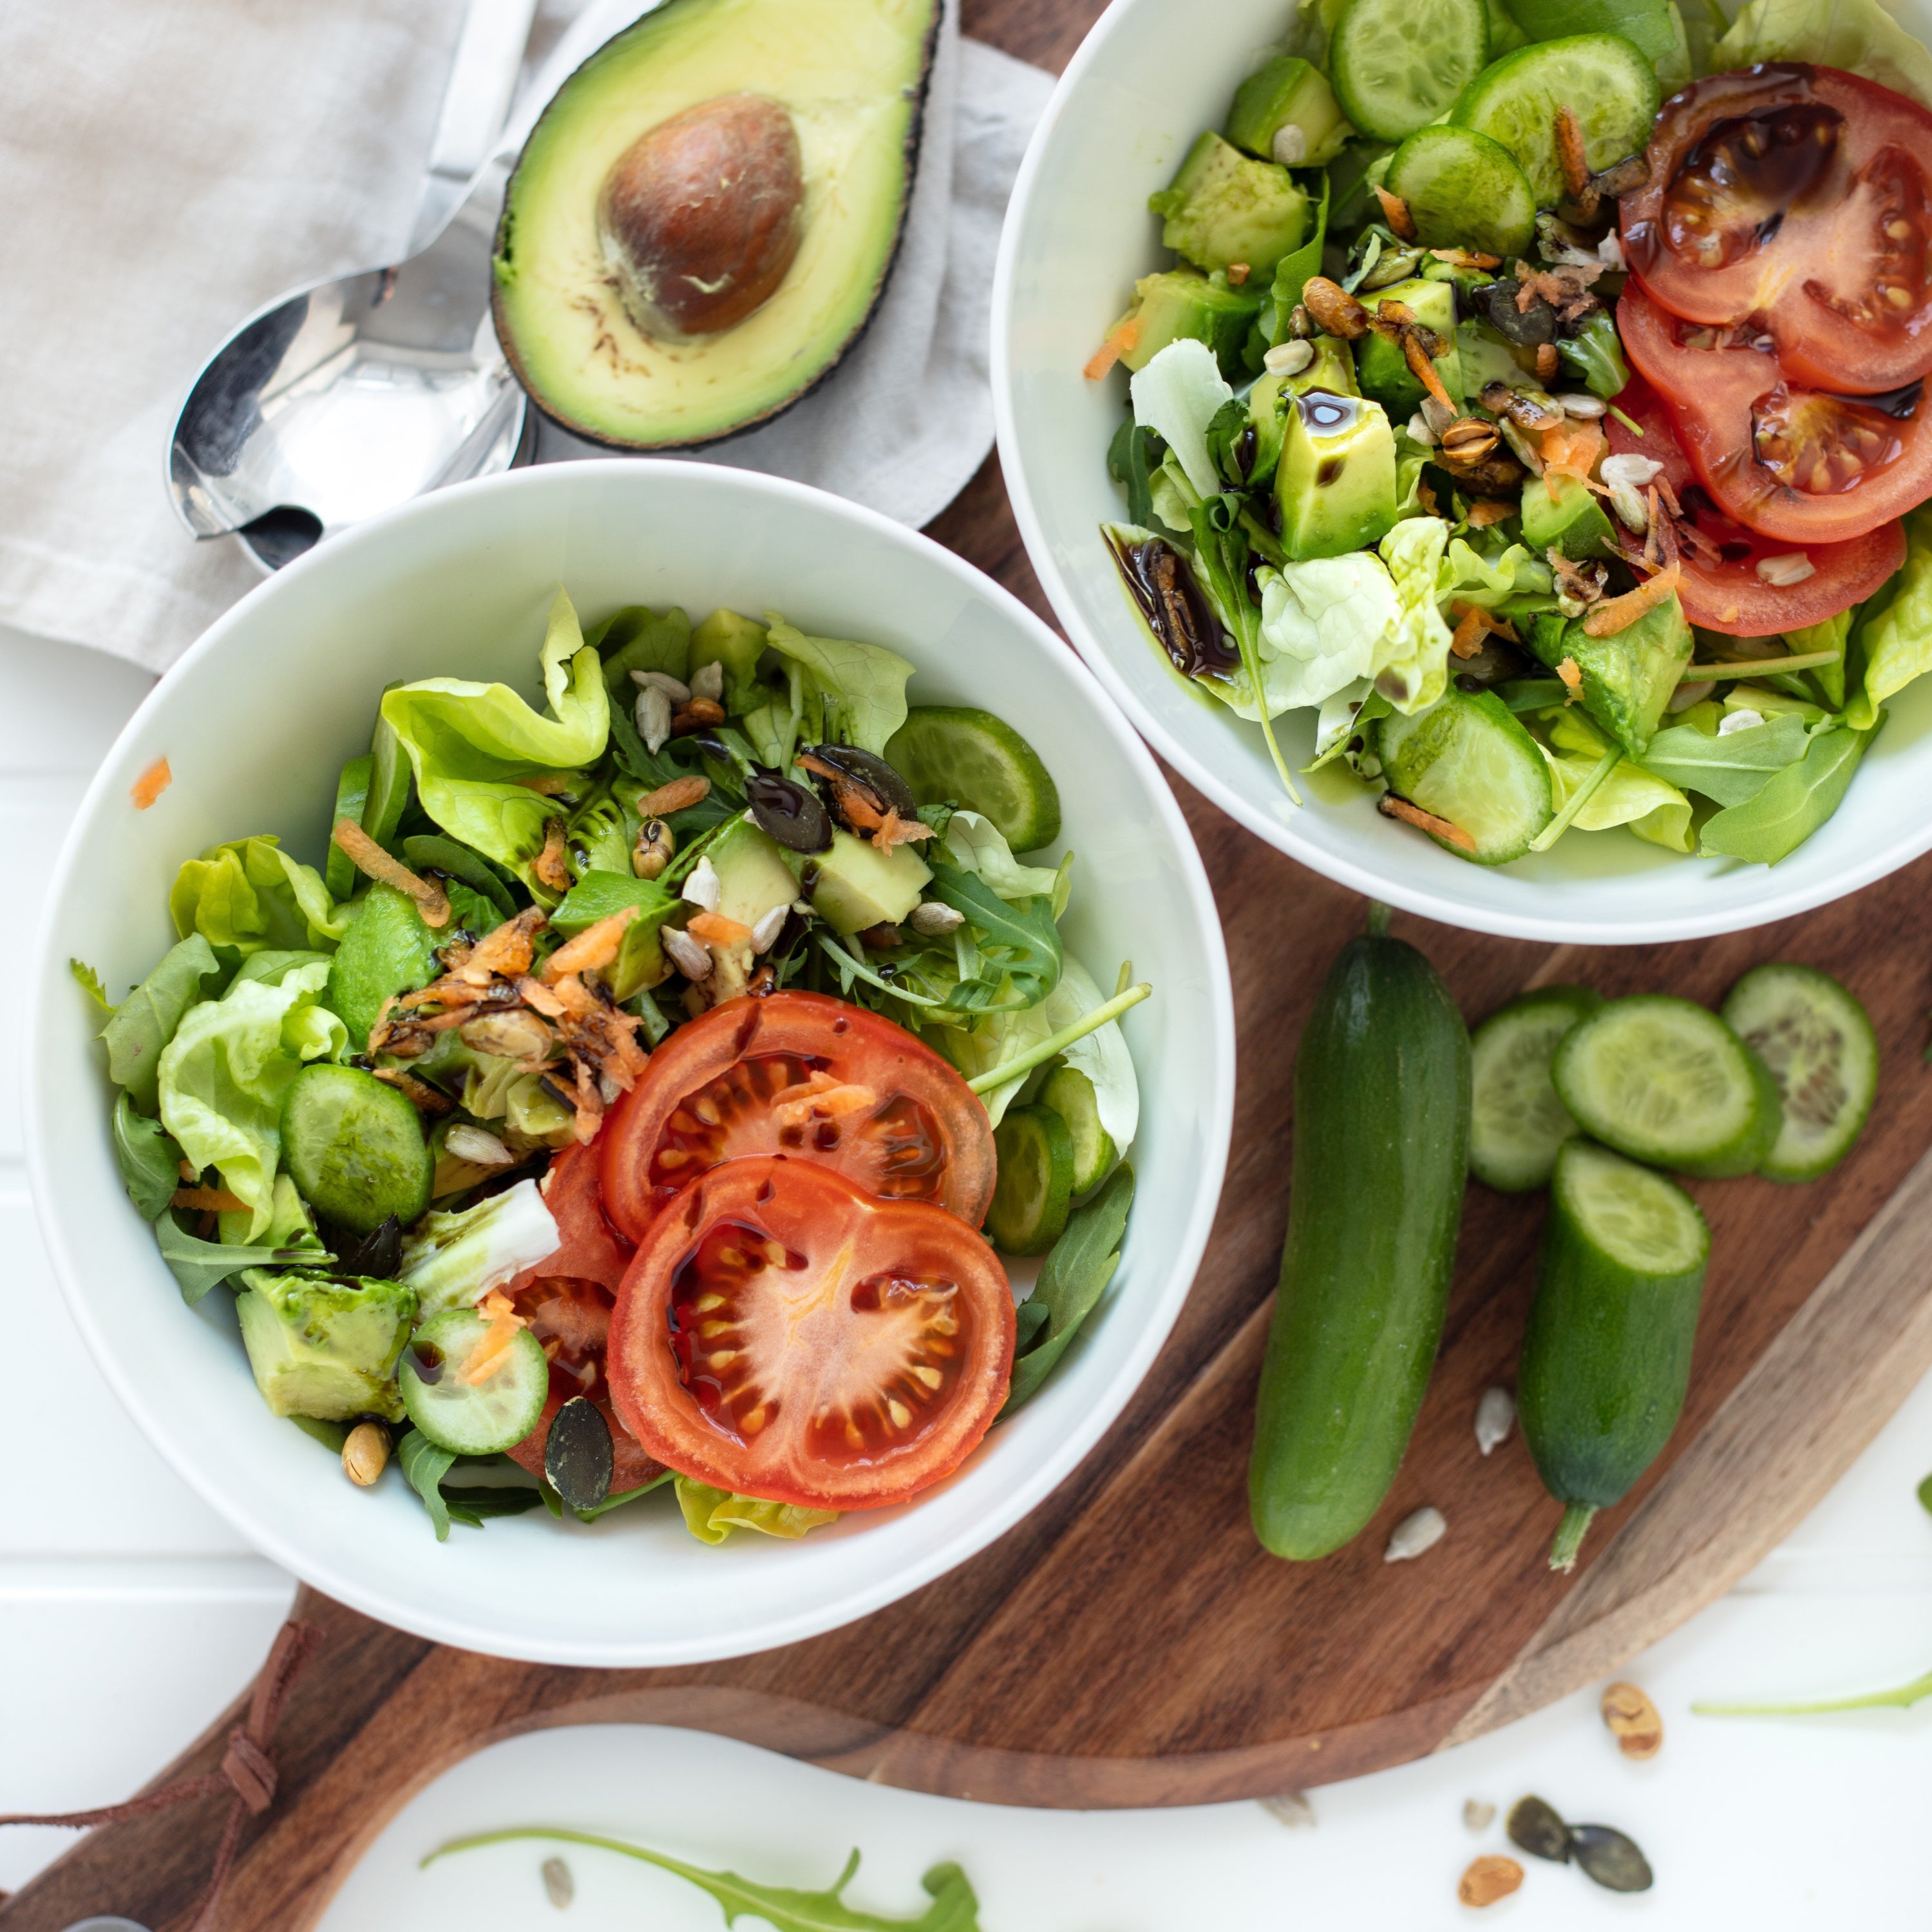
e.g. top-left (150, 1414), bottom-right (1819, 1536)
top-left (12, 4), bottom-right (1932, 1924)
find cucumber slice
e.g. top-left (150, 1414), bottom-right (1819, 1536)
top-left (281, 1063), bottom-right (433, 1235)
top-left (1332, 0), bottom-right (1491, 143)
top-left (1552, 994), bottom-right (1783, 1178)
top-left (1039, 1065), bottom-right (1118, 1195)
top-left (1520, 1137), bottom-right (1708, 1569)
top-left (1385, 125), bottom-right (1537, 261)
top-left (1377, 688), bottom-right (1555, 864)
top-left (987, 1105), bottom-right (1075, 1255)
top-left (399, 1307), bottom-right (548, 1456)
top-left (1450, 34), bottom-right (1661, 207)
top-left (1470, 985), bottom-right (1604, 1191)
top-left (1721, 963), bottom-right (1877, 1183)
top-left (326, 754), bottom-right (374, 899)
top-left (883, 706), bottom-right (1061, 853)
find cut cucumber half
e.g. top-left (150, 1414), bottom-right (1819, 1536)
top-left (987, 1104), bottom-right (1075, 1255)
top-left (1552, 994), bottom-right (1783, 1178)
top-left (1377, 688), bottom-right (1555, 865)
top-left (1039, 1065), bottom-right (1118, 1196)
top-left (1721, 963), bottom-right (1877, 1182)
top-left (1385, 125), bottom-right (1537, 261)
top-left (1552, 1135), bottom-right (1710, 1278)
top-left (281, 1063), bottom-right (433, 1235)
top-left (884, 706), bottom-right (1061, 853)
top-left (326, 754), bottom-right (374, 899)
top-left (1450, 33), bottom-right (1660, 207)
top-left (399, 1307), bottom-right (549, 1456)
top-left (1470, 984), bottom-right (1604, 1191)
top-left (1332, 0), bottom-right (1491, 142)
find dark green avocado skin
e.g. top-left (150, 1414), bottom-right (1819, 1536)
top-left (493, 0), bottom-right (942, 451)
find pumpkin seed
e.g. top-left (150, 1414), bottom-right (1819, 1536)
top-left (1570, 1823), bottom-right (1653, 1892)
top-left (1506, 1794), bottom-right (1571, 1862)
top-left (544, 1396), bottom-right (614, 1512)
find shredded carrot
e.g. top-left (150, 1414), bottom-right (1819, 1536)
top-left (1083, 314), bottom-right (1142, 381)
top-left (331, 820), bottom-right (451, 927)
top-left (540, 905), bottom-right (640, 983)
top-left (1372, 184), bottom-right (1417, 240)
top-left (371, 1066), bottom-right (456, 1115)
top-left (455, 908), bottom-right (546, 985)
top-left (1378, 793), bottom-right (1477, 853)
top-left (1402, 330), bottom-right (1454, 410)
top-left (462, 1289), bottom-right (529, 1386)
top-left (131, 757), bottom-right (173, 810)
top-left (533, 819), bottom-right (571, 893)
top-left (516, 975), bottom-right (569, 1018)
top-left (1429, 247), bottom-right (1502, 270)
top-left (687, 910), bottom-right (753, 947)
top-left (1540, 419), bottom-right (1605, 480)
top-left (173, 1185), bottom-right (247, 1213)
top-left (1553, 104), bottom-right (1593, 202)
top-left (1449, 607), bottom-right (1489, 660)
top-left (1557, 656), bottom-right (1585, 703)
top-left (775, 1081), bottom-right (879, 1130)
top-left (1583, 564), bottom-right (1681, 636)
top-left (178, 1159), bottom-right (200, 1182)
top-left (1227, 261), bottom-right (1251, 286)
top-left (638, 775), bottom-right (710, 818)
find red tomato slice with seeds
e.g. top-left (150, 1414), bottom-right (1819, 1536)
top-left (600, 991), bottom-right (997, 1244)
top-left (1622, 64), bottom-right (1932, 395)
top-left (607, 1158), bottom-right (1014, 1511)
top-left (1620, 282), bottom-right (1932, 545)
top-left (1605, 373), bottom-right (1906, 631)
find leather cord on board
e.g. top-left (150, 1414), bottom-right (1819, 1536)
top-left (0, 1618), bottom-right (324, 1930)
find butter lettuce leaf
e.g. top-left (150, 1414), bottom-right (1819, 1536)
top-left (170, 838), bottom-right (352, 958)
top-left (1236, 553), bottom-right (1396, 714)
top-left (380, 589), bottom-right (609, 887)
top-left (1129, 339), bottom-right (1233, 499)
top-left (1437, 535), bottom-right (1553, 612)
top-left (1846, 504), bottom-right (1932, 729)
top-left (1375, 517), bottom-right (1456, 714)
top-left (675, 1476), bottom-right (838, 1544)
top-left (156, 956), bottom-right (348, 1241)
top-left (1542, 710), bottom-right (1693, 851)
top-left (942, 811), bottom-right (1061, 902)
top-left (762, 616), bottom-right (914, 757)
top-left (1715, 0), bottom-right (1932, 108)
top-left (98, 933), bottom-right (225, 1111)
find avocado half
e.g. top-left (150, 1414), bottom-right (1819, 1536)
top-left (493, 0), bottom-right (942, 450)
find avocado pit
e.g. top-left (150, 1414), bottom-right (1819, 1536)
top-left (596, 93), bottom-right (805, 342)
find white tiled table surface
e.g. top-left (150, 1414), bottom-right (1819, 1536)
top-left (3, 621), bottom-right (1927, 1929)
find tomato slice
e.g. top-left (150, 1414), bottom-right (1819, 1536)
top-left (1605, 373), bottom-right (1906, 631)
top-left (607, 1158), bottom-right (1014, 1510)
top-left (599, 991), bottom-right (997, 1245)
top-left (1619, 282), bottom-right (1932, 544)
top-left (1622, 64), bottom-right (1932, 394)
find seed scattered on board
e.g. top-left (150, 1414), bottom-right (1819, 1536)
top-left (1474, 1386), bottom-right (1515, 1455)
top-left (1458, 1854), bottom-right (1524, 1908)
top-left (1463, 1798), bottom-right (1497, 1832)
top-left (542, 1856), bottom-right (574, 1908)
top-left (1508, 1794), bottom-right (1654, 1892)
top-left (1259, 1790), bottom-right (1316, 1827)
top-left (1384, 1505), bottom-right (1446, 1561)
top-left (1601, 1680), bottom-right (1663, 1758)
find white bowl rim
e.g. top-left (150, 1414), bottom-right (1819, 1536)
top-left (25, 456), bottom-right (1236, 1664)
top-left (990, 3), bottom-right (1932, 947)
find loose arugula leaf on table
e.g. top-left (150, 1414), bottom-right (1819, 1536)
top-left (95, 933), bottom-right (223, 1110)
top-left (113, 1092), bottom-right (184, 1222)
top-left (1005, 1164), bottom-right (1135, 1414)
top-left (154, 1213), bottom-right (334, 1307)
top-left (424, 1829), bottom-right (985, 1932)
top-left (1698, 717), bottom-right (1883, 864)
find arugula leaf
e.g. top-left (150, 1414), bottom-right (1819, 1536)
top-left (1698, 716), bottom-right (1882, 864)
top-left (153, 1213), bottom-right (334, 1307)
top-left (1105, 419), bottom-right (1164, 530)
top-left (1266, 169), bottom-right (1331, 341)
top-left (1555, 312), bottom-right (1631, 399)
top-left (923, 858), bottom-right (1063, 1012)
top-left (113, 1092), bottom-right (183, 1222)
top-left (424, 1829), bottom-right (985, 1932)
top-left (441, 1484), bottom-right (547, 1529)
top-left (1190, 498), bottom-right (1302, 802)
top-left (98, 933), bottom-right (223, 1111)
top-left (71, 958), bottom-right (113, 1012)
top-left (397, 1428), bottom-right (459, 1541)
top-left (1640, 712), bottom-right (1812, 806)
top-left (675, 1475), bottom-right (838, 1544)
top-left (573, 1468), bottom-right (676, 1522)
top-left (1004, 1165), bottom-right (1135, 1414)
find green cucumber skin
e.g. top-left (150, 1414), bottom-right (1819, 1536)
top-left (1250, 933), bottom-right (1472, 1560)
top-left (1517, 1160), bottom-right (1707, 1515)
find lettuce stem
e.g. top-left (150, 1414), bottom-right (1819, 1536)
top-left (965, 981), bottom-right (1151, 1096)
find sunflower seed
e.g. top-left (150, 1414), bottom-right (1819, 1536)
top-left (911, 900), bottom-right (966, 934)
top-left (1555, 392), bottom-right (1607, 417)
top-left (750, 904), bottom-right (790, 952)
top-left (681, 856), bottom-right (723, 911)
top-left (1271, 124), bottom-right (1308, 164)
top-left (1259, 1790), bottom-right (1316, 1826)
top-left (444, 1124), bottom-right (517, 1167)
top-left (1464, 1798), bottom-right (1497, 1832)
top-left (636, 685), bottom-right (673, 754)
top-left (1756, 552), bottom-right (1815, 586)
top-left (1718, 708), bottom-right (1765, 735)
top-left (1475, 1386), bottom-right (1515, 1455)
top-left (1385, 1505), bottom-right (1446, 1561)
top-left (630, 668), bottom-right (691, 703)
top-left (663, 928), bottom-right (713, 980)
top-left (1406, 409), bottom-right (1438, 446)
top-left (542, 1855), bottom-right (574, 1908)
top-left (689, 659), bottom-right (725, 703)
top-left (1600, 452), bottom-right (1662, 533)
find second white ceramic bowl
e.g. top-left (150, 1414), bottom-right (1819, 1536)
top-left (993, 0), bottom-right (1932, 943)
top-left (27, 460), bottom-right (1233, 1666)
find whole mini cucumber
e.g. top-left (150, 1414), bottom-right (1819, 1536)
top-left (1249, 907), bottom-right (1471, 1560)
top-left (1519, 1139), bottom-right (1710, 1572)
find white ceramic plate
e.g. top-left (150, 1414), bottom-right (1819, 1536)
top-left (26, 460), bottom-right (1233, 1666)
top-left (992, 0), bottom-right (1932, 943)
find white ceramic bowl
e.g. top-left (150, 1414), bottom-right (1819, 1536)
top-left (27, 460), bottom-right (1233, 1666)
top-left (993, 0), bottom-right (1932, 943)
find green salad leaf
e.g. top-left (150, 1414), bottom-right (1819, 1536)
top-left (1641, 712), bottom-right (1812, 806)
top-left (95, 933), bottom-right (225, 1111)
top-left (572, 1470), bottom-right (676, 1522)
top-left (380, 589), bottom-right (610, 889)
top-left (1238, 553), bottom-right (1394, 715)
top-left (1005, 1164), bottom-right (1135, 1414)
top-left (1555, 312), bottom-right (1631, 401)
top-left (1374, 517), bottom-right (1457, 715)
top-left (156, 956), bottom-right (348, 1240)
top-left (170, 837), bottom-right (352, 958)
top-left (1699, 716), bottom-right (1883, 864)
top-left (425, 1830), bottom-right (984, 1932)
top-left (922, 857), bottom-right (1063, 1013)
top-left (762, 616), bottom-right (914, 757)
top-left (153, 1211), bottom-right (334, 1306)
top-left (675, 1476), bottom-right (839, 1544)
top-left (1715, 0), bottom-right (1932, 108)
top-left (398, 1179), bottom-right (561, 1318)
top-left (70, 958), bottom-right (113, 1012)
top-left (397, 1427), bottom-right (459, 1541)
top-left (112, 1091), bottom-right (184, 1222)
top-left (1786, 607), bottom-right (1854, 710)
top-left (588, 603), bottom-right (691, 696)
top-left (1130, 341), bottom-right (1233, 498)
top-left (1846, 504), bottom-right (1932, 729)
top-left (1265, 170), bottom-right (1331, 344)
top-left (1540, 712), bottom-right (1692, 851)
top-left (941, 811), bottom-right (1061, 902)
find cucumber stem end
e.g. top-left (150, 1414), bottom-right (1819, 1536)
top-left (1365, 900), bottom-right (1393, 938)
top-left (1549, 1503), bottom-right (1596, 1573)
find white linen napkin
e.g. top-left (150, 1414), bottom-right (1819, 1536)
top-left (0, 0), bottom-right (1053, 676)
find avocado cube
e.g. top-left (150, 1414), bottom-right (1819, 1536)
top-left (234, 1270), bottom-right (415, 1423)
top-left (690, 609), bottom-right (769, 715)
top-left (1274, 390), bottom-right (1398, 562)
top-left (1226, 56), bottom-right (1354, 167)
top-left (1521, 473), bottom-right (1616, 561)
top-left (1114, 270), bottom-right (1261, 375)
top-left (788, 829), bottom-right (931, 936)
top-left (1283, 336), bottom-right (1359, 399)
top-left (1356, 278), bottom-right (1463, 422)
top-left (1530, 595), bottom-right (1693, 758)
top-left (707, 815), bottom-right (800, 931)
top-left (1150, 131), bottom-right (1310, 279)
top-left (551, 871), bottom-right (677, 999)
